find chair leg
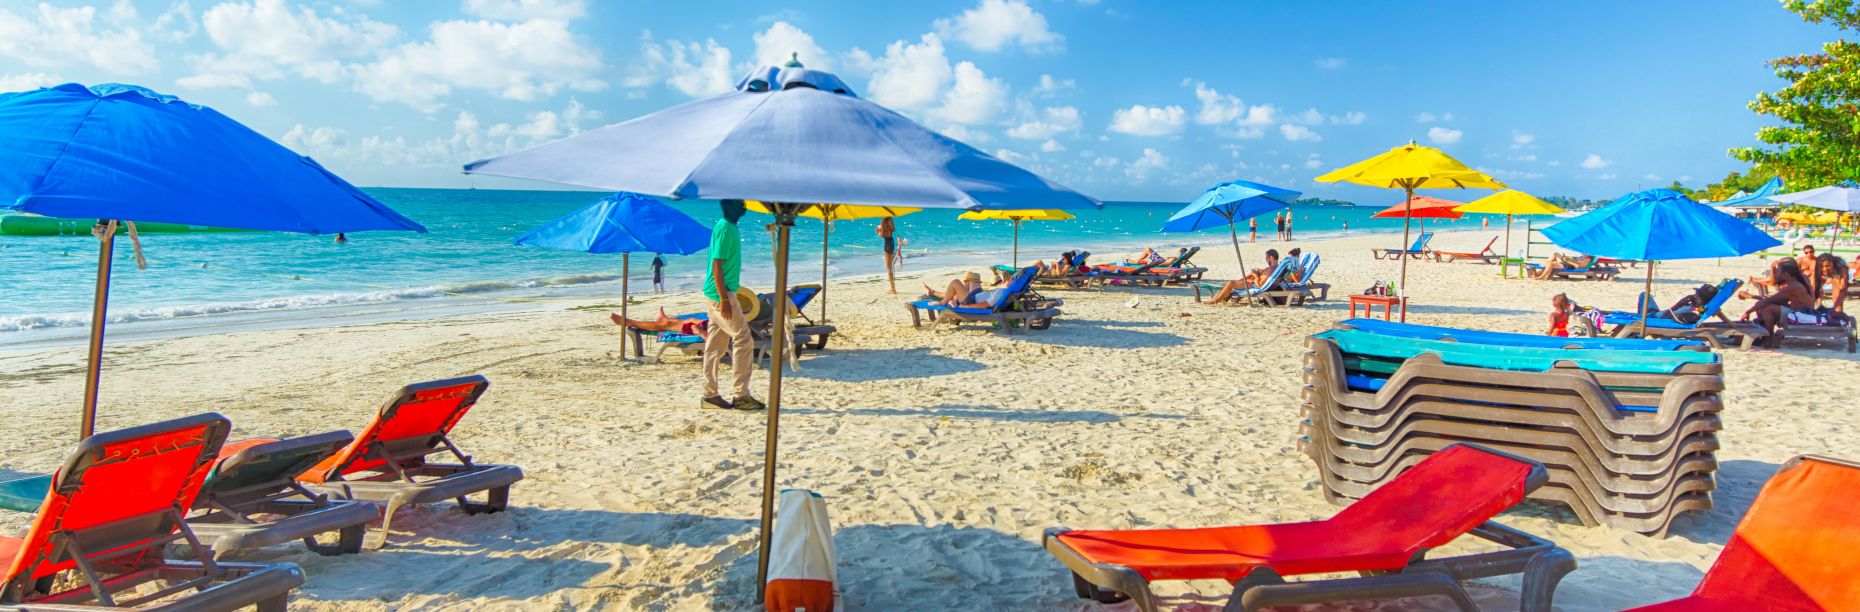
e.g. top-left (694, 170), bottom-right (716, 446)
top-left (369, 495), bottom-right (409, 550)
top-left (256, 593), bottom-right (290, 612)
top-left (459, 485), bottom-right (511, 514)
top-left (1519, 547), bottom-right (1576, 612)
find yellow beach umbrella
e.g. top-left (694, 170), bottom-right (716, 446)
top-left (957, 209), bottom-right (1077, 267)
top-left (1316, 141), bottom-right (1505, 320)
top-left (1454, 190), bottom-right (1564, 278)
top-left (746, 201), bottom-right (921, 322)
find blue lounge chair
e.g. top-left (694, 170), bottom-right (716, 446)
top-left (1599, 279), bottom-right (1765, 349)
top-left (905, 266), bottom-right (1063, 333)
top-left (1523, 259), bottom-right (1620, 281)
top-left (1334, 318), bottom-right (1709, 351)
top-left (1372, 232), bottom-right (1434, 260)
top-left (1192, 257), bottom-right (1303, 306)
top-left (632, 284), bottom-right (837, 361)
top-left (1280, 253), bottom-right (1330, 300)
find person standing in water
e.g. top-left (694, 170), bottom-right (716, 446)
top-left (334, 233), bottom-right (348, 244)
top-left (1249, 217), bottom-right (1258, 242)
top-left (701, 199), bottom-right (761, 411)
top-left (879, 215), bottom-right (899, 294)
top-left (650, 253), bottom-right (666, 294)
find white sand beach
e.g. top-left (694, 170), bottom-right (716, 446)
top-left (1, 229), bottom-right (1854, 611)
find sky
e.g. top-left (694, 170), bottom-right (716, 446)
top-left (0, 0), bottom-right (1839, 204)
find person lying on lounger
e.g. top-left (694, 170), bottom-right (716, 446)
top-left (1742, 258), bottom-right (1816, 347)
top-left (611, 308), bottom-right (707, 335)
top-left (924, 272), bottom-right (984, 306)
top-left (1638, 283), bottom-right (1721, 325)
top-left (1031, 251), bottom-right (1078, 276)
top-left (1198, 250), bottom-right (1283, 304)
top-left (1126, 247), bottom-right (1170, 265)
top-left (1531, 252), bottom-right (1595, 279)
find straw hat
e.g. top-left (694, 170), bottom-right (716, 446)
top-left (962, 271), bottom-right (981, 283)
top-left (734, 286), bottom-right (762, 320)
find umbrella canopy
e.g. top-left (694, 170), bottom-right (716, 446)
top-left (1316, 142), bottom-right (1503, 320)
top-left (1771, 181), bottom-right (1860, 213)
top-left (1455, 190), bottom-right (1565, 277)
top-left (1371, 195), bottom-right (1466, 219)
top-left (463, 63), bottom-right (1098, 600)
top-left (745, 201), bottom-right (925, 322)
top-left (958, 209), bottom-right (1077, 268)
top-left (1163, 180), bottom-right (1301, 277)
top-left (0, 84), bottom-right (423, 233)
top-left (1709, 176), bottom-right (1785, 209)
top-left (0, 83), bottom-right (425, 440)
top-left (516, 193), bottom-right (709, 360)
top-left (1544, 188), bottom-right (1780, 335)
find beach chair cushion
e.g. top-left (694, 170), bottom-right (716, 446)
top-left (1052, 444), bottom-right (1535, 582)
top-left (1602, 279), bottom-right (1742, 330)
top-left (1336, 318), bottom-right (1707, 351)
top-left (1314, 329), bottom-right (1718, 374)
top-left (1624, 455), bottom-right (1860, 610)
top-left (300, 376), bottom-right (489, 484)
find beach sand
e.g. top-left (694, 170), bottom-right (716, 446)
top-left (1, 229), bottom-right (1854, 611)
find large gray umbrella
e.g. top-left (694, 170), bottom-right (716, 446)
top-left (465, 63), bottom-right (1098, 599)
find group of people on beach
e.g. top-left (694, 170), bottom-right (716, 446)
top-left (1246, 211), bottom-right (1296, 242)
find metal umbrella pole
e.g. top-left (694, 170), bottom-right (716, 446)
top-left (819, 209), bottom-right (831, 323)
top-left (755, 202), bottom-right (804, 601)
top-left (1503, 214), bottom-right (1513, 278)
top-left (1639, 261), bottom-right (1655, 337)
top-left (79, 219), bottom-right (119, 440)
top-left (1398, 182), bottom-right (1415, 322)
top-left (1011, 219), bottom-right (1020, 268)
top-left (1222, 209), bottom-right (1248, 285)
top-left (620, 252), bottom-right (630, 359)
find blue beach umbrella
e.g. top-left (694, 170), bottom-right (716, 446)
top-left (0, 83), bottom-right (425, 439)
top-left (464, 62), bottom-right (1099, 599)
top-left (1769, 181), bottom-right (1860, 249)
top-left (1164, 180), bottom-right (1301, 276)
top-left (1543, 188), bottom-right (1779, 333)
top-left (514, 193), bottom-right (709, 358)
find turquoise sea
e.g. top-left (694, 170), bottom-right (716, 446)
top-left (0, 188), bottom-right (1501, 346)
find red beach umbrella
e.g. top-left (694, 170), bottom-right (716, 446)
top-left (1372, 195), bottom-right (1467, 219)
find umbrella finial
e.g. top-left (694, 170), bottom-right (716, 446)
top-left (784, 52), bottom-right (804, 68)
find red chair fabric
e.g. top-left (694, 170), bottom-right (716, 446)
top-left (299, 377), bottom-right (487, 484)
top-left (1054, 445), bottom-right (1534, 581)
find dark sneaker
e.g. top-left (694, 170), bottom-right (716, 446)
top-left (731, 396), bottom-right (766, 411)
top-left (700, 396), bottom-right (734, 410)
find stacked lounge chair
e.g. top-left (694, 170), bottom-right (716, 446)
top-left (0, 414), bottom-right (304, 610)
top-left (1301, 322), bottom-right (1725, 536)
top-left (1045, 443), bottom-right (1574, 612)
top-left (1371, 232), bottom-right (1433, 260)
top-left (631, 284), bottom-right (838, 361)
top-left (905, 266), bottom-right (1063, 333)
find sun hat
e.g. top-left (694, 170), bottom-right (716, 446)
top-left (962, 271), bottom-right (981, 283)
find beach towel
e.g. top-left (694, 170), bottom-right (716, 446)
top-left (1786, 309), bottom-right (1830, 326)
top-left (766, 489), bottom-right (839, 612)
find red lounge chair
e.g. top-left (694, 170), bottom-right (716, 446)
top-left (1623, 455), bottom-right (1860, 611)
top-left (296, 375), bottom-right (524, 549)
top-left (0, 413), bottom-right (303, 611)
top-left (1431, 236), bottom-right (1501, 263)
top-left (1044, 444), bottom-right (1573, 612)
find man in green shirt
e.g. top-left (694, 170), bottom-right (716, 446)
top-left (702, 199), bottom-right (763, 410)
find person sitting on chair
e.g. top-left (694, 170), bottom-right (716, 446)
top-left (1199, 250), bottom-right (1283, 304)
top-left (924, 272), bottom-right (984, 307)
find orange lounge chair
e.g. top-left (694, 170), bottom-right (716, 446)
top-left (296, 375), bottom-right (524, 549)
top-left (1622, 454), bottom-right (1860, 611)
top-left (0, 413), bottom-right (303, 610)
top-left (1431, 236), bottom-right (1501, 263)
top-left (1044, 444), bottom-right (1573, 612)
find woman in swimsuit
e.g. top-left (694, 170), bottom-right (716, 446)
top-left (611, 308), bottom-right (707, 335)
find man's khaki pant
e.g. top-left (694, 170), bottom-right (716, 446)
top-left (703, 299), bottom-right (754, 398)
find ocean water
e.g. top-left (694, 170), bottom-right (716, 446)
top-left (0, 187), bottom-right (1504, 345)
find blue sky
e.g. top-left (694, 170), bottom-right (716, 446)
top-left (0, 0), bottom-right (1836, 203)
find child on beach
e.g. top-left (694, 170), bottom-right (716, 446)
top-left (650, 253), bottom-right (666, 293)
top-left (1548, 293), bottom-right (1574, 336)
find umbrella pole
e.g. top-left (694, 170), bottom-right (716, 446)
top-left (620, 253), bottom-right (630, 360)
top-left (1640, 261), bottom-right (1655, 337)
top-left (1226, 216), bottom-right (1247, 284)
top-left (80, 220), bottom-right (119, 440)
top-left (1504, 214), bottom-right (1513, 279)
top-left (755, 203), bottom-right (798, 602)
top-left (1399, 186), bottom-right (1414, 322)
top-left (1012, 220), bottom-right (1020, 269)
top-left (820, 218), bottom-right (830, 323)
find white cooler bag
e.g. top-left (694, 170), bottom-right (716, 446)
top-left (765, 489), bottom-right (838, 612)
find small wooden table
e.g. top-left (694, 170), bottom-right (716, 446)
top-left (1349, 294), bottom-right (1407, 321)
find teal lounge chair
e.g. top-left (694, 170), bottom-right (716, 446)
top-left (1523, 259), bottom-right (1620, 281)
top-left (1280, 253), bottom-right (1329, 300)
top-left (905, 266), bottom-right (1063, 333)
top-left (1372, 232), bottom-right (1434, 260)
top-left (1335, 318), bottom-right (1709, 351)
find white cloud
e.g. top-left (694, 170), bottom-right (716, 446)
top-left (312, 99), bottom-right (600, 168)
top-left (1313, 57), bottom-right (1346, 70)
top-left (354, 18), bottom-right (604, 111)
top-left (1580, 154), bottom-right (1611, 169)
top-left (281, 123), bottom-right (348, 158)
top-left (1031, 73), bottom-right (1074, 96)
top-left (937, 124), bottom-right (989, 144)
top-left (1547, 160), bottom-right (1562, 167)
top-left (0, 2), bottom-right (160, 75)
top-left (1190, 81), bottom-right (1242, 125)
top-left (245, 91), bottom-right (276, 106)
top-left (1107, 104), bottom-right (1185, 136)
top-left (1416, 111), bottom-right (1454, 123)
top-left (1508, 154), bottom-right (1537, 162)
top-left (462, 0), bottom-right (587, 21)
top-left (1511, 131), bottom-right (1535, 148)
top-left (993, 147), bottom-right (1035, 165)
top-left (0, 72), bottom-right (62, 92)
top-left (1124, 147), bottom-right (1168, 180)
top-left (1426, 126), bottom-right (1462, 144)
top-left (1280, 123), bottom-right (1321, 142)
top-left (183, 0), bottom-right (397, 89)
top-left (1329, 111), bottom-right (1366, 125)
top-left (1091, 155), bottom-right (1119, 168)
top-left (1598, 173), bottom-right (1617, 180)
top-left (860, 33), bottom-right (952, 110)
top-left (1643, 173), bottom-right (1662, 181)
top-left (752, 21), bottom-right (830, 70)
top-left (934, 0), bottom-right (1062, 53)
top-left (1039, 139), bottom-right (1064, 153)
top-left (931, 60), bottom-right (1007, 125)
top-left (627, 33), bottom-right (734, 98)
top-left (1479, 167), bottom-right (1546, 181)
top-left (1006, 105), bottom-right (1081, 140)
top-left (1289, 108), bottom-right (1325, 125)
top-left (1304, 154), bottom-right (1323, 169)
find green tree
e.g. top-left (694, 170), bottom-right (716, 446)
top-left (1730, 0), bottom-right (1860, 187)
